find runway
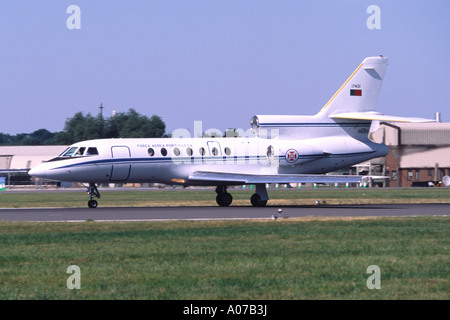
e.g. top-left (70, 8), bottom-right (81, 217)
top-left (0, 203), bottom-right (449, 222)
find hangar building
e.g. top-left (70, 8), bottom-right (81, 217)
top-left (371, 122), bottom-right (450, 187)
top-left (0, 145), bottom-right (67, 185)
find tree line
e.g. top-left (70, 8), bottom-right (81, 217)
top-left (0, 109), bottom-right (166, 145)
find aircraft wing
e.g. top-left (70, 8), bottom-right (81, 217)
top-left (188, 171), bottom-right (369, 185)
top-left (330, 111), bottom-right (435, 123)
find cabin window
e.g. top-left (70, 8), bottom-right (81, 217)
top-left (86, 147), bottom-right (99, 156)
top-left (199, 147), bottom-right (206, 156)
top-left (212, 147), bottom-right (219, 156)
top-left (148, 148), bottom-right (155, 157)
top-left (224, 147), bottom-right (231, 156)
top-left (186, 147), bottom-right (193, 156)
top-left (173, 148), bottom-right (181, 156)
top-left (161, 148), bottom-right (168, 156)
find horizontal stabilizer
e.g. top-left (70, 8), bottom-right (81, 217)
top-left (188, 171), bottom-right (370, 185)
top-left (330, 111), bottom-right (435, 123)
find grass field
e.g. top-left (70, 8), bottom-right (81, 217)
top-left (1, 186), bottom-right (450, 208)
top-left (0, 188), bottom-right (448, 300)
top-left (0, 217), bottom-right (448, 299)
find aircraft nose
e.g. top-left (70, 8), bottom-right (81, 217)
top-left (28, 166), bottom-right (48, 178)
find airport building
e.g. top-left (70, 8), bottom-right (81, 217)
top-left (0, 145), bottom-right (67, 186)
top-left (370, 122), bottom-right (450, 187)
top-left (1, 121), bottom-right (450, 188)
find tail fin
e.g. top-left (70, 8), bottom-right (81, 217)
top-left (252, 56), bottom-right (433, 140)
top-left (318, 56), bottom-right (388, 117)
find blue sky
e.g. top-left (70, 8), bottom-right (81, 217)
top-left (0, 0), bottom-right (448, 135)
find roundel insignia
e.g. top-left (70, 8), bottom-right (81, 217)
top-left (285, 149), bottom-right (299, 163)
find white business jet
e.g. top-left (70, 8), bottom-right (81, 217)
top-left (29, 56), bottom-right (433, 208)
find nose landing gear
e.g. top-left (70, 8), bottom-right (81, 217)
top-left (87, 183), bottom-right (101, 208)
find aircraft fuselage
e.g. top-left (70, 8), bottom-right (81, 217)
top-left (29, 135), bottom-right (388, 186)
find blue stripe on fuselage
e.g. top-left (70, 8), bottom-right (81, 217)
top-left (48, 151), bottom-right (376, 170)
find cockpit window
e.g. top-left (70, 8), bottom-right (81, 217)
top-left (60, 146), bottom-right (99, 157)
top-left (48, 146), bottom-right (99, 162)
top-left (86, 147), bottom-right (99, 155)
top-left (62, 147), bottom-right (78, 157)
top-left (58, 147), bottom-right (70, 157)
top-left (75, 147), bottom-right (86, 156)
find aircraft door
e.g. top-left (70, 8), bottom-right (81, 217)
top-left (110, 146), bottom-right (131, 182)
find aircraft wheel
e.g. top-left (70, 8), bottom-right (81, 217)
top-left (216, 192), bottom-right (233, 207)
top-left (88, 200), bottom-right (98, 208)
top-left (250, 193), bottom-right (267, 207)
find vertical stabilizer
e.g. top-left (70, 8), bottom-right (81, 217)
top-left (318, 56), bottom-right (388, 117)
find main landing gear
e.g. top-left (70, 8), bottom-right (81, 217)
top-left (215, 185), bottom-right (233, 207)
top-left (86, 183), bottom-right (101, 208)
top-left (250, 184), bottom-right (268, 207)
top-left (250, 193), bottom-right (267, 207)
top-left (215, 184), bottom-right (269, 207)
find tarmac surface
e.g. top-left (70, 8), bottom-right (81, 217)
top-left (0, 203), bottom-right (449, 222)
